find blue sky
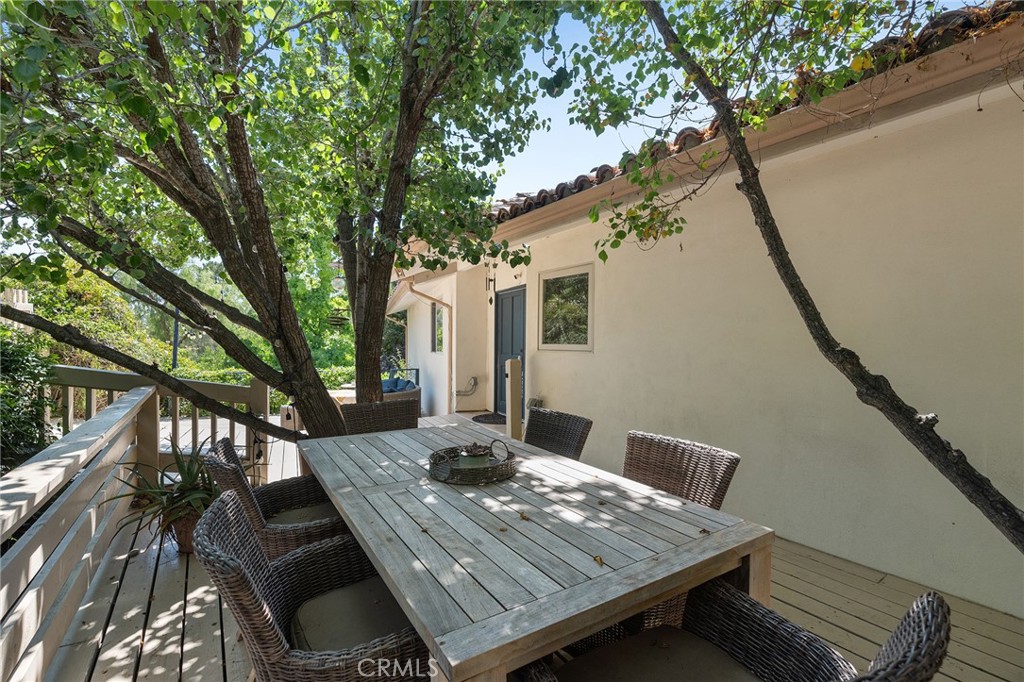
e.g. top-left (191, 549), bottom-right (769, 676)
top-left (486, 17), bottom-right (662, 201)
top-left (486, 2), bottom-right (961, 201)
top-left (488, 91), bottom-right (656, 201)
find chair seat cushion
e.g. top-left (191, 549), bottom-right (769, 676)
top-left (291, 575), bottom-right (411, 651)
top-left (267, 502), bottom-right (339, 526)
top-left (555, 626), bottom-right (760, 682)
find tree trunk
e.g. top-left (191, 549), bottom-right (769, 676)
top-left (290, 374), bottom-right (347, 437)
top-left (272, 271), bottom-right (348, 435)
top-left (642, 1), bottom-right (1024, 553)
top-left (352, 250), bottom-right (395, 404)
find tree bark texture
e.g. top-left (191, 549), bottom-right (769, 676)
top-left (642, 1), bottom-right (1024, 553)
top-left (336, 213), bottom-right (394, 404)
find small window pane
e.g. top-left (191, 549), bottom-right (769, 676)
top-left (542, 273), bottom-right (589, 345)
top-left (431, 303), bottom-right (443, 352)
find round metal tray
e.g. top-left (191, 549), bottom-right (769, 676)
top-left (429, 441), bottom-right (518, 485)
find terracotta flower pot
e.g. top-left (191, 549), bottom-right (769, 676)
top-left (169, 512), bottom-right (201, 554)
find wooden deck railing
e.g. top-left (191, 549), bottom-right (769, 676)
top-left (48, 365), bottom-right (271, 483)
top-left (0, 386), bottom-right (158, 682)
top-left (0, 367), bottom-right (273, 682)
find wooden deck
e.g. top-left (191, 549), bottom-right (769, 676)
top-left (44, 419), bottom-right (1023, 682)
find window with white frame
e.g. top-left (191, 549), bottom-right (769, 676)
top-left (539, 264), bottom-right (593, 350)
top-left (430, 302), bottom-right (444, 352)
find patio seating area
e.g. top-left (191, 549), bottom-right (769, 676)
top-left (41, 419), bottom-right (1022, 682)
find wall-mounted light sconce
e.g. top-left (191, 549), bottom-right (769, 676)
top-left (484, 260), bottom-right (496, 304)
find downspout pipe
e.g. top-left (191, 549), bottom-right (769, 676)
top-left (406, 283), bottom-right (453, 415)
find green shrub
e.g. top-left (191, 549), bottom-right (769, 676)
top-left (1, 328), bottom-right (56, 473)
top-left (170, 366), bottom-right (355, 414)
top-left (318, 365), bottom-right (355, 390)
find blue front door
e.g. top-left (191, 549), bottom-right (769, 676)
top-left (494, 286), bottom-right (525, 415)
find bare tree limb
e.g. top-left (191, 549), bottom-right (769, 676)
top-left (642, 0), bottom-right (1024, 553)
top-left (1, 304), bottom-right (300, 443)
top-left (52, 232), bottom-right (179, 318)
top-left (51, 218), bottom-right (289, 393)
top-left (53, 214), bottom-right (269, 339)
top-left (48, 231), bottom-right (289, 392)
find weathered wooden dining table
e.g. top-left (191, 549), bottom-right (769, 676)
top-left (297, 416), bottom-right (774, 682)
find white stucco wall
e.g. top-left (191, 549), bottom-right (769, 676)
top-left (480, 86), bottom-right (1023, 615)
top-left (454, 267), bottom-right (490, 412)
top-left (403, 277), bottom-right (455, 417)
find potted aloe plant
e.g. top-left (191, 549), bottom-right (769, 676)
top-left (110, 445), bottom-right (220, 554)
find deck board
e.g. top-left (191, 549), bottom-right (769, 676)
top-left (179, 558), bottom-right (225, 682)
top-left (45, 417), bottom-right (1024, 682)
top-left (90, 523), bottom-right (161, 681)
top-left (135, 545), bottom-right (187, 681)
top-left (43, 519), bottom-right (143, 682)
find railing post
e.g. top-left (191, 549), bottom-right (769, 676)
top-left (505, 358), bottom-right (523, 441)
top-left (85, 388), bottom-right (96, 420)
top-left (136, 390), bottom-right (160, 470)
top-left (38, 386), bottom-right (50, 443)
top-left (60, 385), bottom-right (74, 435)
top-left (170, 396), bottom-right (180, 451)
top-left (248, 378), bottom-right (270, 485)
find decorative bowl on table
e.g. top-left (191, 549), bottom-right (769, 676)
top-left (429, 439), bottom-right (517, 485)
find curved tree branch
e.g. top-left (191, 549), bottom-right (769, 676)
top-left (51, 218), bottom-right (289, 394)
top-left (53, 214), bottom-right (269, 339)
top-left (48, 230), bottom-right (290, 391)
top-left (1, 304), bottom-right (299, 443)
top-left (642, 0), bottom-right (1024, 553)
top-left (52, 232), bottom-right (180, 318)
top-left (50, 9), bottom-right (274, 323)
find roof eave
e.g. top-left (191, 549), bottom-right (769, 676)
top-left (491, 17), bottom-right (1024, 247)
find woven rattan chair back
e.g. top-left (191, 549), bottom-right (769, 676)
top-left (623, 431), bottom-right (740, 510)
top-left (341, 398), bottom-right (419, 435)
top-left (524, 579), bottom-right (950, 682)
top-left (524, 408), bottom-right (593, 460)
top-left (680, 578), bottom-right (859, 682)
top-left (202, 438), bottom-right (266, 530)
top-left (193, 492), bottom-right (288, 677)
top-left (855, 592), bottom-right (951, 681)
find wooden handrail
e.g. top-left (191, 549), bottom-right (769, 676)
top-left (45, 365), bottom-right (271, 483)
top-left (0, 366), bottom-right (271, 681)
top-left (50, 365), bottom-right (253, 403)
top-left (0, 386), bottom-right (156, 543)
top-left (0, 387), bottom-right (157, 682)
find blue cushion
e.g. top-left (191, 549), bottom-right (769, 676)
top-left (382, 378), bottom-right (399, 393)
top-left (397, 379), bottom-right (416, 392)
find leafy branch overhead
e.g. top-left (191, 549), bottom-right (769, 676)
top-left (1, 1), bottom-right (560, 433)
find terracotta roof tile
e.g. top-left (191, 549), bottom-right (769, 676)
top-left (486, 4), bottom-right (1021, 225)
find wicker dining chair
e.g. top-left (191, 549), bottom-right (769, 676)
top-left (565, 431), bottom-right (741, 655)
top-left (523, 578), bottom-right (950, 682)
top-left (195, 491), bottom-right (430, 682)
top-left (523, 407), bottom-right (593, 460)
top-left (340, 398), bottom-right (419, 435)
top-left (202, 438), bottom-right (348, 559)
top-left (623, 431), bottom-right (741, 510)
